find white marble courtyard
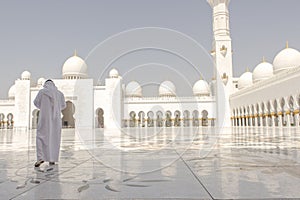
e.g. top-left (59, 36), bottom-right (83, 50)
top-left (1, 127), bottom-right (300, 199)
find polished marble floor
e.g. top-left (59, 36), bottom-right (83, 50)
top-left (0, 127), bottom-right (300, 199)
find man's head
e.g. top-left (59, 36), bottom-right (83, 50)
top-left (43, 79), bottom-right (56, 88)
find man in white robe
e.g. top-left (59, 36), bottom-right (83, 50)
top-left (34, 80), bottom-right (66, 167)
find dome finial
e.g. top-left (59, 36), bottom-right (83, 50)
top-left (74, 49), bottom-right (77, 56)
top-left (262, 56), bottom-right (266, 63)
top-left (246, 67), bottom-right (250, 72)
top-left (200, 74), bottom-right (203, 80)
top-left (286, 41), bottom-right (289, 49)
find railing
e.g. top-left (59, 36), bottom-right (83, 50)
top-left (124, 96), bottom-right (216, 103)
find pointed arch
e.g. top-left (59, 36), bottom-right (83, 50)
top-left (0, 113), bottom-right (5, 129)
top-left (174, 110), bottom-right (181, 127)
top-left (129, 111), bottom-right (136, 127)
top-left (7, 113), bottom-right (14, 129)
top-left (156, 111), bottom-right (163, 127)
top-left (147, 111), bottom-right (154, 127)
top-left (201, 110), bottom-right (208, 126)
top-left (165, 110), bottom-right (172, 127)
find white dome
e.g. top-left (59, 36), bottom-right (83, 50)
top-left (159, 81), bottom-right (176, 97)
top-left (273, 47), bottom-right (300, 74)
top-left (238, 71), bottom-right (253, 89)
top-left (8, 85), bottom-right (16, 99)
top-left (125, 81), bottom-right (142, 97)
top-left (252, 62), bottom-right (273, 83)
top-left (193, 80), bottom-right (210, 96)
top-left (37, 77), bottom-right (46, 87)
top-left (21, 71), bottom-right (31, 80)
top-left (62, 55), bottom-right (88, 79)
top-left (109, 68), bottom-right (119, 78)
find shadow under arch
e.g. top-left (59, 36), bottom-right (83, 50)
top-left (95, 108), bottom-right (104, 128)
top-left (62, 101), bottom-right (75, 128)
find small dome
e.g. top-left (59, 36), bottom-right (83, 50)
top-left (62, 54), bottom-right (88, 79)
top-left (8, 85), bottom-right (16, 99)
top-left (37, 77), bottom-right (46, 87)
top-left (193, 80), bottom-right (210, 96)
top-left (273, 47), bottom-right (300, 74)
top-left (238, 71), bottom-right (253, 90)
top-left (125, 81), bottom-right (142, 97)
top-left (252, 61), bottom-right (273, 83)
top-left (159, 81), bottom-right (176, 97)
top-left (21, 71), bottom-right (31, 80)
top-left (109, 68), bottom-right (119, 78)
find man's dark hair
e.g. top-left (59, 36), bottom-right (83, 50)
top-left (45, 79), bottom-right (53, 83)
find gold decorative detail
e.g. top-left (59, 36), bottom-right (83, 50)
top-left (271, 112), bottom-right (276, 116)
top-left (294, 110), bottom-right (299, 114)
top-left (220, 45), bottom-right (227, 57)
top-left (221, 73), bottom-right (228, 85)
top-left (210, 50), bottom-right (216, 56)
top-left (286, 41), bottom-right (289, 49)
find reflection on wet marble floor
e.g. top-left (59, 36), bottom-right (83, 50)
top-left (1, 127), bottom-right (300, 199)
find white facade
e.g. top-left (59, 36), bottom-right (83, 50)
top-left (1, 1), bottom-right (299, 130)
top-left (0, 65), bottom-right (215, 129)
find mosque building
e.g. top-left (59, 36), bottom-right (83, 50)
top-left (1, 0), bottom-right (300, 129)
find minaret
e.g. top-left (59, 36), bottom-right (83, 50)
top-left (208, 0), bottom-right (233, 127)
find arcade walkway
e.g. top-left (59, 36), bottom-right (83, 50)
top-left (0, 127), bottom-right (300, 199)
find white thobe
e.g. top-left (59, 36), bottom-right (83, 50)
top-left (34, 81), bottom-right (66, 162)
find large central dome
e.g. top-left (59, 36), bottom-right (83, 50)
top-left (62, 52), bottom-right (88, 79)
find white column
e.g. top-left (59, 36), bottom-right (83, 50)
top-left (295, 113), bottom-right (299, 127)
top-left (278, 114), bottom-right (283, 127)
top-left (286, 113), bottom-right (291, 127)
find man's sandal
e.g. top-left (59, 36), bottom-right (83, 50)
top-left (34, 160), bottom-right (44, 167)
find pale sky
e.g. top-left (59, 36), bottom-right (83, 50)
top-left (0, 0), bottom-right (300, 98)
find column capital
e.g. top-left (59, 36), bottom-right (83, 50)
top-left (207, 0), bottom-right (230, 8)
